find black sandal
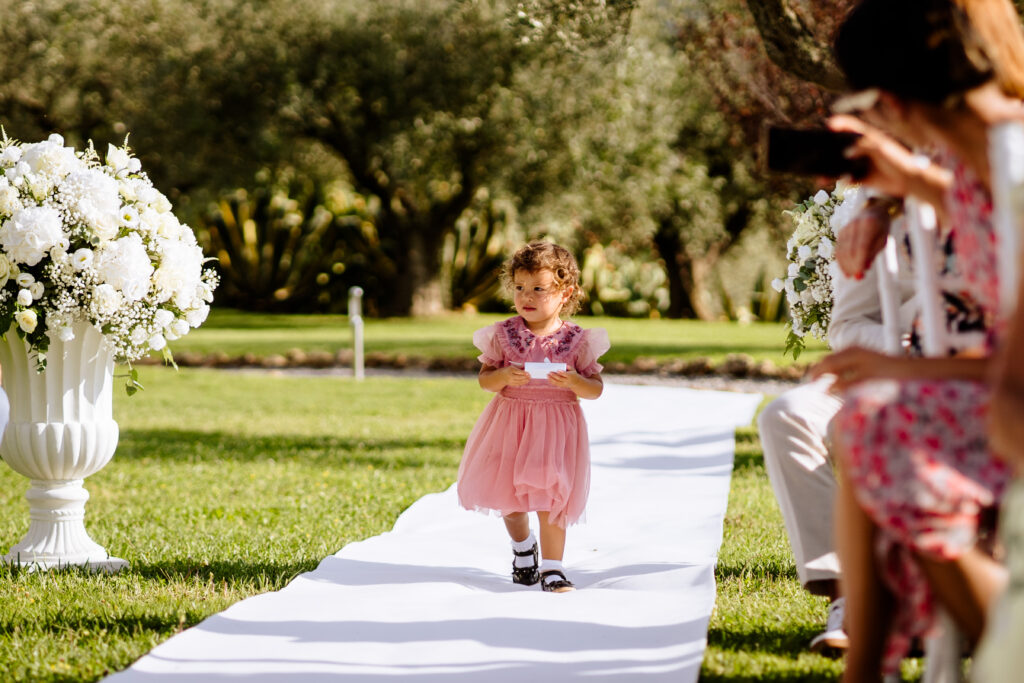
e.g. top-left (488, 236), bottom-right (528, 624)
top-left (540, 569), bottom-right (575, 593)
top-left (511, 543), bottom-right (539, 586)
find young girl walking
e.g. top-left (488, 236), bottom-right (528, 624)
top-left (457, 242), bottom-right (608, 593)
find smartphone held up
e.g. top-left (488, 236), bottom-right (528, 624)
top-left (766, 127), bottom-right (870, 179)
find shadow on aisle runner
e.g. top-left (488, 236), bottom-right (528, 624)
top-left (106, 383), bottom-right (762, 682)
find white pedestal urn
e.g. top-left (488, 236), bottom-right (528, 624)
top-left (0, 321), bottom-right (128, 572)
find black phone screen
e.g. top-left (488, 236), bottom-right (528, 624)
top-left (766, 127), bottom-right (869, 178)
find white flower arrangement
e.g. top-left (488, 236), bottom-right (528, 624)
top-left (772, 181), bottom-right (862, 359)
top-left (0, 132), bottom-right (218, 392)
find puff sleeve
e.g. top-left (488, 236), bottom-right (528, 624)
top-left (472, 324), bottom-right (505, 368)
top-left (575, 327), bottom-right (610, 377)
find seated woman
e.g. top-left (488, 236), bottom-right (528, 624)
top-left (812, 0), bottom-right (1024, 679)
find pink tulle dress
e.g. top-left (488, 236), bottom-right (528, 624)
top-left (457, 316), bottom-right (610, 529)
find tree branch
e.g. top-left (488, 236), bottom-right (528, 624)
top-left (743, 0), bottom-right (846, 91)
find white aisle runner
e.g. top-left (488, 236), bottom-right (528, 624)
top-left (107, 383), bottom-right (761, 682)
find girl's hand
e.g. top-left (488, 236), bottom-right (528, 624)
top-left (478, 363), bottom-right (530, 392)
top-left (547, 368), bottom-right (604, 399)
top-left (502, 365), bottom-right (531, 387)
top-left (546, 368), bottom-right (580, 390)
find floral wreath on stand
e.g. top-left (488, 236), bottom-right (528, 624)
top-left (0, 132), bottom-right (218, 393)
top-left (772, 181), bottom-right (863, 359)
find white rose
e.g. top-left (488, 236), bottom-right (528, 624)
top-left (72, 248), bottom-right (95, 271)
top-left (148, 333), bottom-right (167, 351)
top-left (818, 238), bottom-right (835, 259)
top-left (171, 318), bottom-right (190, 337)
top-left (6, 161), bottom-right (28, 187)
top-left (93, 233), bottom-right (153, 301)
top-left (1, 145), bottom-right (22, 165)
top-left (106, 144), bottom-right (132, 174)
top-left (813, 189), bottom-right (830, 205)
top-left (186, 305), bottom-right (210, 327)
top-left (15, 272), bottom-right (33, 287)
top-left (797, 245), bottom-right (812, 259)
top-left (0, 254), bottom-right (12, 287)
top-left (130, 326), bottom-right (149, 346)
top-left (156, 213), bottom-right (182, 239)
top-left (787, 262), bottom-right (800, 277)
top-left (16, 289), bottom-right (31, 306)
top-left (0, 181), bottom-right (21, 216)
top-left (152, 237), bottom-right (202, 305)
top-left (153, 308), bottom-right (175, 329)
top-left (0, 206), bottom-right (65, 265)
top-left (28, 282), bottom-right (44, 300)
top-left (93, 283), bottom-right (122, 316)
top-left (197, 282), bottom-right (214, 303)
top-left (770, 278), bottom-right (785, 293)
top-left (14, 309), bottom-right (37, 333)
top-left (152, 192), bottom-right (172, 213)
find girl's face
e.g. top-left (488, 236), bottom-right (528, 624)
top-left (512, 268), bottom-right (571, 330)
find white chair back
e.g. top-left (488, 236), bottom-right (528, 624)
top-left (872, 196), bottom-right (965, 683)
top-left (988, 120), bottom-right (1024, 314)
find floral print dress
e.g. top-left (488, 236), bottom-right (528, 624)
top-left (833, 160), bottom-right (1012, 672)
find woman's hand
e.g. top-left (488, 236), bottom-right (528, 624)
top-left (835, 201), bottom-right (893, 279)
top-left (828, 114), bottom-right (952, 209)
top-left (810, 347), bottom-right (903, 393)
top-left (829, 115), bottom-right (921, 197)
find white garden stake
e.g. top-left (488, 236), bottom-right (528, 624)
top-left (349, 286), bottom-right (364, 381)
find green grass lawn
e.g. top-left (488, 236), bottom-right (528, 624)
top-left (172, 309), bottom-right (829, 367)
top-left (0, 317), bottom-right (859, 681)
top-left (0, 369), bottom-right (488, 681)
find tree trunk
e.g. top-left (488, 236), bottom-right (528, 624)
top-left (377, 219), bottom-right (447, 317)
top-left (653, 225), bottom-right (696, 318)
top-left (743, 0), bottom-right (846, 90)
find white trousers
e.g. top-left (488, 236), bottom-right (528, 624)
top-left (757, 377), bottom-right (843, 587)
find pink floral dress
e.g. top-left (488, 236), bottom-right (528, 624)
top-left (457, 316), bottom-right (609, 529)
top-left (834, 160), bottom-right (1012, 673)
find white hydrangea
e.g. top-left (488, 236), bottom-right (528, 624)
top-left (59, 168), bottom-right (122, 241)
top-left (0, 206), bottom-right (65, 266)
top-left (93, 233), bottom-right (154, 302)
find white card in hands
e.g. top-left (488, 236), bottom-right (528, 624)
top-left (523, 361), bottom-right (567, 377)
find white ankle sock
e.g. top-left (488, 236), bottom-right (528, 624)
top-left (511, 533), bottom-right (537, 568)
top-left (541, 559), bottom-right (564, 583)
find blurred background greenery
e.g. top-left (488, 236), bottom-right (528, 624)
top-left (0, 0), bottom-right (887, 324)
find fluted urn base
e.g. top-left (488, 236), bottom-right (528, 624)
top-left (0, 322), bottom-right (128, 572)
top-left (2, 479), bottom-right (127, 572)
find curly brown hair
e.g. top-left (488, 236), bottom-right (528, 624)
top-left (500, 242), bottom-right (584, 316)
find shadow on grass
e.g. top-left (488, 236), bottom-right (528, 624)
top-left (131, 557), bottom-right (318, 585)
top-left (117, 429), bottom-right (463, 468)
top-left (706, 622), bottom-right (823, 656)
